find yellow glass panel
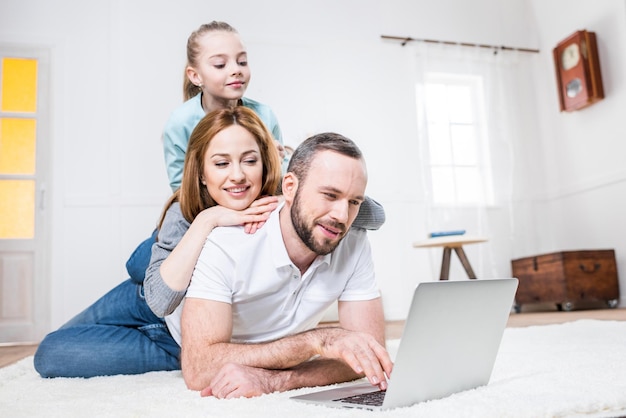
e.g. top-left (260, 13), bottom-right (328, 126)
top-left (1, 57), bottom-right (38, 113)
top-left (0, 180), bottom-right (35, 239)
top-left (0, 118), bottom-right (37, 174)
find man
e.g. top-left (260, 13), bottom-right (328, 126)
top-left (166, 132), bottom-right (392, 398)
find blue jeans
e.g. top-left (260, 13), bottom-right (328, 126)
top-left (126, 229), bottom-right (157, 284)
top-left (34, 279), bottom-right (180, 378)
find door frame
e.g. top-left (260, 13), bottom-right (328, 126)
top-left (0, 45), bottom-right (51, 343)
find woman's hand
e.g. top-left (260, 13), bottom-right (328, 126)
top-left (242, 195), bottom-right (280, 234)
top-left (201, 195), bottom-right (279, 234)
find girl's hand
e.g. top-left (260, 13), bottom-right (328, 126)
top-left (274, 140), bottom-right (286, 160)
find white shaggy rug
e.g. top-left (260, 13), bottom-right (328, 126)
top-left (2, 319), bottom-right (626, 418)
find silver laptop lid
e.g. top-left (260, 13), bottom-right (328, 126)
top-left (382, 278), bottom-right (518, 408)
top-left (290, 278), bottom-right (518, 410)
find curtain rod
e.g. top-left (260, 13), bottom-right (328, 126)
top-left (381, 35), bottom-right (539, 54)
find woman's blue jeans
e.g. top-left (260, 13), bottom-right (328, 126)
top-left (34, 279), bottom-right (180, 378)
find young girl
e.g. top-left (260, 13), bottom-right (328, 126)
top-left (163, 21), bottom-right (286, 191)
top-left (34, 107), bottom-right (282, 378)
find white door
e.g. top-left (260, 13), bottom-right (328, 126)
top-left (0, 48), bottom-right (50, 343)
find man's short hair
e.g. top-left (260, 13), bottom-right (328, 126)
top-left (287, 132), bottom-right (363, 184)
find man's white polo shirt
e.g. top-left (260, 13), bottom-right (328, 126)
top-left (165, 205), bottom-right (380, 346)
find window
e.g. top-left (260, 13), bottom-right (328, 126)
top-left (419, 73), bottom-right (494, 206)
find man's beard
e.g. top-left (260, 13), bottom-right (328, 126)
top-left (291, 190), bottom-right (347, 256)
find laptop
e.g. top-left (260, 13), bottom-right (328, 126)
top-left (291, 278), bottom-right (518, 410)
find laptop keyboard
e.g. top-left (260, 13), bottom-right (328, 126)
top-left (334, 390), bottom-right (386, 406)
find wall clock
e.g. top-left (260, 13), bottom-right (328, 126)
top-left (553, 30), bottom-right (604, 112)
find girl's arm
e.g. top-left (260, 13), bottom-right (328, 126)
top-left (162, 128), bottom-right (187, 192)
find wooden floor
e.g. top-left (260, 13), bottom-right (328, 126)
top-left (384, 307), bottom-right (626, 340)
top-left (2, 308), bottom-right (625, 369)
top-left (0, 343), bottom-right (38, 369)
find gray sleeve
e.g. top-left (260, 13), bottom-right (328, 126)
top-left (351, 195), bottom-right (386, 231)
top-left (144, 203), bottom-right (190, 317)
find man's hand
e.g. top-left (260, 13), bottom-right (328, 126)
top-left (199, 363), bottom-right (281, 399)
top-left (314, 327), bottom-right (393, 390)
top-left (181, 299), bottom-right (389, 393)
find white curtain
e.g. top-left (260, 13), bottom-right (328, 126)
top-left (411, 42), bottom-right (539, 279)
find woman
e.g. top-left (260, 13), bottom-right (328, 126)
top-left (34, 106), bottom-right (282, 378)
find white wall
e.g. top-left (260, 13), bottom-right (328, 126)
top-left (522, 1), bottom-right (626, 282)
top-left (1, 0), bottom-right (624, 332)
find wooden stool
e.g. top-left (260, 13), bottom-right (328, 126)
top-left (413, 236), bottom-right (488, 280)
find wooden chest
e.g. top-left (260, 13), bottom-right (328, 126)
top-left (511, 250), bottom-right (620, 312)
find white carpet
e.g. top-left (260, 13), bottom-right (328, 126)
top-left (2, 319), bottom-right (626, 418)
